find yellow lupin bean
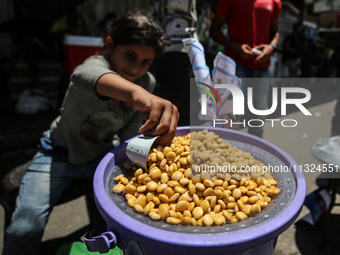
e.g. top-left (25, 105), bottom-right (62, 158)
top-left (125, 184), bottom-right (136, 194)
top-left (222, 210), bottom-right (232, 222)
top-left (248, 196), bottom-right (258, 204)
top-left (200, 200), bottom-right (210, 213)
top-left (169, 193), bottom-right (180, 203)
top-left (183, 210), bottom-right (192, 218)
top-left (217, 199), bottom-right (227, 210)
top-left (149, 168), bottom-right (161, 180)
top-left (171, 171), bottom-right (183, 181)
top-left (113, 184), bottom-right (125, 193)
top-left (134, 204), bottom-right (144, 213)
top-left (156, 183), bottom-right (168, 193)
top-left (193, 194), bottom-right (201, 206)
top-left (250, 204), bottom-right (261, 216)
top-left (163, 187), bottom-right (174, 197)
top-left (213, 214), bottom-right (226, 225)
top-left (243, 204), bottom-right (252, 215)
top-left (195, 183), bottom-right (205, 191)
top-left (127, 196), bottom-right (137, 207)
top-left (181, 216), bottom-right (194, 225)
top-left (137, 173), bottom-right (148, 183)
top-left (188, 202), bottom-right (195, 212)
top-left (163, 146), bottom-right (172, 156)
top-left (167, 180), bottom-right (179, 188)
top-left (134, 169), bottom-right (143, 179)
top-left (188, 183), bottom-right (196, 195)
top-left (157, 151), bottom-right (164, 161)
top-left (114, 130), bottom-right (280, 227)
top-left (159, 204), bottom-right (169, 220)
top-left (175, 186), bottom-right (187, 194)
top-left (152, 196), bottom-right (160, 205)
top-left (136, 195), bottom-right (146, 207)
top-left (146, 192), bottom-right (155, 202)
top-left (232, 188), bottom-right (242, 199)
top-left (148, 212), bottom-right (161, 221)
top-left (166, 217), bottom-right (180, 225)
top-left (137, 185), bottom-right (147, 193)
top-left (114, 174), bottom-right (124, 182)
top-left (146, 181), bottom-right (158, 192)
top-left (203, 188), bottom-right (214, 197)
top-left (202, 214), bottom-right (213, 226)
top-left (213, 189), bottom-right (223, 199)
top-left (235, 211), bottom-right (248, 221)
top-left (180, 178), bottom-right (190, 185)
top-left (192, 207), bottom-right (204, 219)
top-left (159, 194), bottom-right (169, 203)
top-left (166, 151), bottom-right (177, 161)
top-left (176, 201), bottom-right (189, 212)
top-left (203, 179), bottom-right (214, 188)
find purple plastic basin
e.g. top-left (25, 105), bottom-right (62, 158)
top-left (91, 126), bottom-right (306, 255)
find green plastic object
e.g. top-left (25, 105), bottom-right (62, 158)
top-left (56, 241), bottom-right (122, 255)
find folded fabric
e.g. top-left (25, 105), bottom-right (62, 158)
top-left (184, 38), bottom-right (216, 120)
top-left (212, 52), bottom-right (242, 116)
top-left (188, 40), bottom-right (211, 79)
top-left (183, 39), bottom-right (243, 120)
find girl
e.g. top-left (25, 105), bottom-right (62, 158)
top-left (3, 11), bottom-right (179, 255)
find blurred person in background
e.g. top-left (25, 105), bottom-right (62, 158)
top-left (331, 93), bottom-right (340, 137)
top-left (151, 0), bottom-right (198, 126)
top-left (282, 21), bottom-right (303, 77)
top-left (297, 37), bottom-right (313, 78)
top-left (210, 0), bottom-right (281, 138)
top-left (330, 41), bottom-right (340, 137)
top-left (97, 11), bottom-right (117, 39)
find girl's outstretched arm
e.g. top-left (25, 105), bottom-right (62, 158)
top-left (95, 73), bottom-right (179, 145)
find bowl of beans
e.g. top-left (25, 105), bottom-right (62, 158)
top-left (86, 126), bottom-right (306, 255)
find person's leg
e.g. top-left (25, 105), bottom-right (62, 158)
top-left (236, 65), bottom-right (269, 138)
top-left (247, 67), bottom-right (269, 138)
top-left (236, 64), bottom-right (252, 78)
top-left (3, 128), bottom-right (97, 255)
top-left (3, 140), bottom-right (102, 255)
top-left (3, 149), bottom-right (72, 255)
top-left (331, 91), bottom-right (340, 137)
top-left (286, 59), bottom-right (298, 78)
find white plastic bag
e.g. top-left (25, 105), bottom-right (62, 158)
top-left (16, 89), bottom-right (52, 114)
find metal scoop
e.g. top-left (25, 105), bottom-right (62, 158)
top-left (126, 136), bottom-right (159, 170)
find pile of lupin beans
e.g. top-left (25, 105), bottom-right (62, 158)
top-left (113, 129), bottom-right (280, 226)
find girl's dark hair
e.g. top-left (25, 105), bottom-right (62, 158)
top-left (109, 11), bottom-right (164, 57)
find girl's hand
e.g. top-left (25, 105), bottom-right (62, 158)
top-left (95, 73), bottom-right (179, 145)
top-left (253, 44), bottom-right (274, 64)
top-left (131, 89), bottom-right (179, 145)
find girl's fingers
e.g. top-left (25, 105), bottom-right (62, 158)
top-left (140, 104), bottom-right (172, 135)
top-left (156, 105), bottom-right (179, 145)
top-left (139, 100), bottom-right (170, 133)
top-left (132, 90), bottom-right (179, 146)
top-left (139, 106), bottom-right (163, 134)
top-left (140, 103), bottom-right (179, 145)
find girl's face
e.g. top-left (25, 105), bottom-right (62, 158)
top-left (106, 38), bottom-right (156, 81)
